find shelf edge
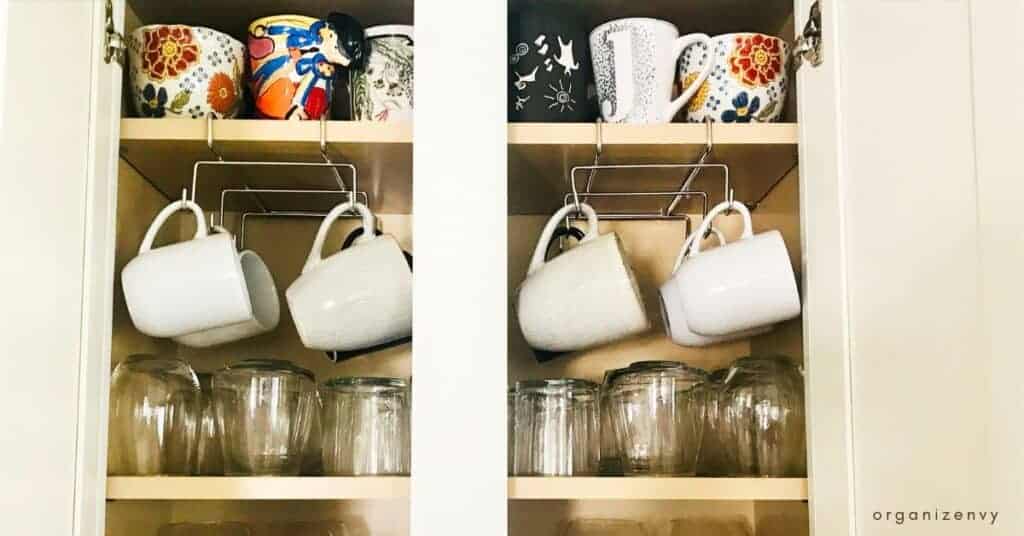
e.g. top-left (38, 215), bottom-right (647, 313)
top-left (105, 476), bottom-right (410, 501)
top-left (507, 477), bottom-right (808, 501)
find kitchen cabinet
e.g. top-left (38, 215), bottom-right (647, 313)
top-left (0, 0), bottom-right (1018, 535)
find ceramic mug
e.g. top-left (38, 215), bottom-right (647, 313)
top-left (173, 227), bottom-right (280, 348)
top-left (675, 201), bottom-right (801, 336)
top-left (351, 25), bottom-right (414, 122)
top-left (659, 226), bottom-right (772, 347)
top-left (508, 5), bottom-right (594, 122)
top-left (127, 25), bottom-right (246, 119)
top-left (122, 201), bottom-right (253, 338)
top-left (517, 203), bottom-right (649, 352)
top-left (248, 13), bottom-right (366, 120)
top-left (286, 201), bottom-right (412, 351)
top-left (589, 18), bottom-right (712, 124)
top-left (679, 33), bottom-right (790, 123)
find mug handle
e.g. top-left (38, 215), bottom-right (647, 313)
top-left (302, 201), bottom-right (376, 274)
top-left (665, 33), bottom-right (713, 120)
top-left (527, 203), bottom-right (600, 276)
top-left (670, 225), bottom-right (726, 273)
top-left (689, 200), bottom-right (753, 256)
top-left (544, 225), bottom-right (587, 262)
top-left (138, 199), bottom-right (208, 255)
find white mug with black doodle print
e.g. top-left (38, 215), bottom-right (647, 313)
top-left (589, 18), bottom-right (713, 124)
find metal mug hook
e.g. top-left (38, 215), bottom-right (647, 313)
top-left (206, 114), bottom-right (224, 162)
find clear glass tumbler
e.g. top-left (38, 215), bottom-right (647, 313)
top-left (511, 379), bottom-right (600, 476)
top-left (720, 355), bottom-right (806, 477)
top-left (607, 361), bottom-right (706, 476)
top-left (157, 522), bottom-right (252, 536)
top-left (563, 519), bottom-right (648, 536)
top-left (599, 367), bottom-right (629, 475)
top-left (212, 359), bottom-right (317, 476)
top-left (321, 377), bottom-right (410, 476)
top-left (195, 373), bottom-right (223, 475)
top-left (107, 354), bottom-right (200, 475)
top-left (695, 368), bottom-right (736, 476)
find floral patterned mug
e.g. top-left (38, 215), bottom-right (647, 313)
top-left (127, 25), bottom-right (246, 119)
top-left (678, 33), bottom-right (790, 123)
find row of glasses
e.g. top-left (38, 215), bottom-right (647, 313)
top-left (108, 355), bottom-right (410, 476)
top-left (563, 517), bottom-right (751, 536)
top-left (158, 521), bottom-right (348, 536)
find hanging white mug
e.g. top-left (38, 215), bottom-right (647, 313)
top-left (589, 18), bottom-right (713, 124)
top-left (516, 203), bottom-right (649, 352)
top-left (286, 201), bottom-right (412, 351)
top-left (122, 200), bottom-right (253, 338)
top-left (173, 227), bottom-right (280, 348)
top-left (659, 226), bottom-right (772, 347)
top-left (676, 201), bottom-right (801, 336)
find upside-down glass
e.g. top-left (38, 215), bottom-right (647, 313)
top-left (607, 361), bottom-right (706, 476)
top-left (157, 522), bottom-right (252, 536)
top-left (195, 373), bottom-right (223, 475)
top-left (599, 367), bottom-right (629, 475)
top-left (107, 354), bottom-right (200, 475)
top-left (563, 519), bottom-right (649, 536)
top-left (720, 356), bottom-right (806, 476)
top-left (512, 379), bottom-right (600, 476)
top-left (321, 377), bottom-right (410, 475)
top-left (695, 368), bottom-right (735, 476)
top-left (213, 359), bottom-right (317, 475)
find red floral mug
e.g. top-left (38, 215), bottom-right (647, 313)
top-left (678, 33), bottom-right (790, 123)
top-left (127, 25), bottom-right (246, 119)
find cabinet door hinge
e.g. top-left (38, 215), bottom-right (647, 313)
top-left (792, 0), bottom-right (823, 70)
top-left (103, 0), bottom-right (126, 66)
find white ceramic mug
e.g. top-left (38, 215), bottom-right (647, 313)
top-left (286, 201), bottom-right (412, 351)
top-left (660, 226), bottom-right (772, 347)
top-left (675, 201), bottom-right (801, 336)
top-left (122, 201), bottom-right (253, 338)
top-left (173, 227), bottom-right (280, 348)
top-left (589, 18), bottom-right (712, 124)
top-left (516, 203), bottom-right (649, 352)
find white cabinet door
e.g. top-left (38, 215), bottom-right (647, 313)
top-left (824, 1), bottom-right (1022, 535)
top-left (0, 0), bottom-right (123, 535)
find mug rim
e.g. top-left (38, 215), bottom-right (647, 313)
top-left (711, 32), bottom-right (790, 49)
top-left (366, 24), bottom-right (414, 39)
top-left (249, 14), bottom-right (320, 31)
top-left (131, 24), bottom-right (244, 47)
top-left (590, 17), bottom-right (678, 38)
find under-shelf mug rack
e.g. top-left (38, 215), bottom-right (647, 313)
top-left (562, 118), bottom-right (794, 224)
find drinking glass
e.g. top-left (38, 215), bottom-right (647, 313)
top-left (721, 355), bottom-right (806, 476)
top-left (107, 354), bottom-right (200, 475)
top-left (213, 359), bottom-right (317, 475)
top-left (695, 368), bottom-right (736, 476)
top-left (599, 367), bottom-right (629, 475)
top-left (563, 519), bottom-right (648, 536)
top-left (511, 379), bottom-right (600, 476)
top-left (195, 373), bottom-right (223, 475)
top-left (301, 389), bottom-right (325, 475)
top-left (321, 377), bottom-right (410, 475)
top-left (607, 361), bottom-right (706, 476)
top-left (157, 522), bottom-right (252, 536)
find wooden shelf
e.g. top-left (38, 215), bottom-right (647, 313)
top-left (508, 477), bottom-right (808, 501)
top-left (106, 476), bottom-right (410, 501)
top-left (119, 119), bottom-right (412, 214)
top-left (507, 123), bottom-right (800, 215)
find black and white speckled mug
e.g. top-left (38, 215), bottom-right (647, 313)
top-left (589, 18), bottom-right (712, 124)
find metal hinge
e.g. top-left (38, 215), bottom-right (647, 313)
top-left (792, 0), bottom-right (823, 70)
top-left (103, 0), bottom-right (126, 65)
